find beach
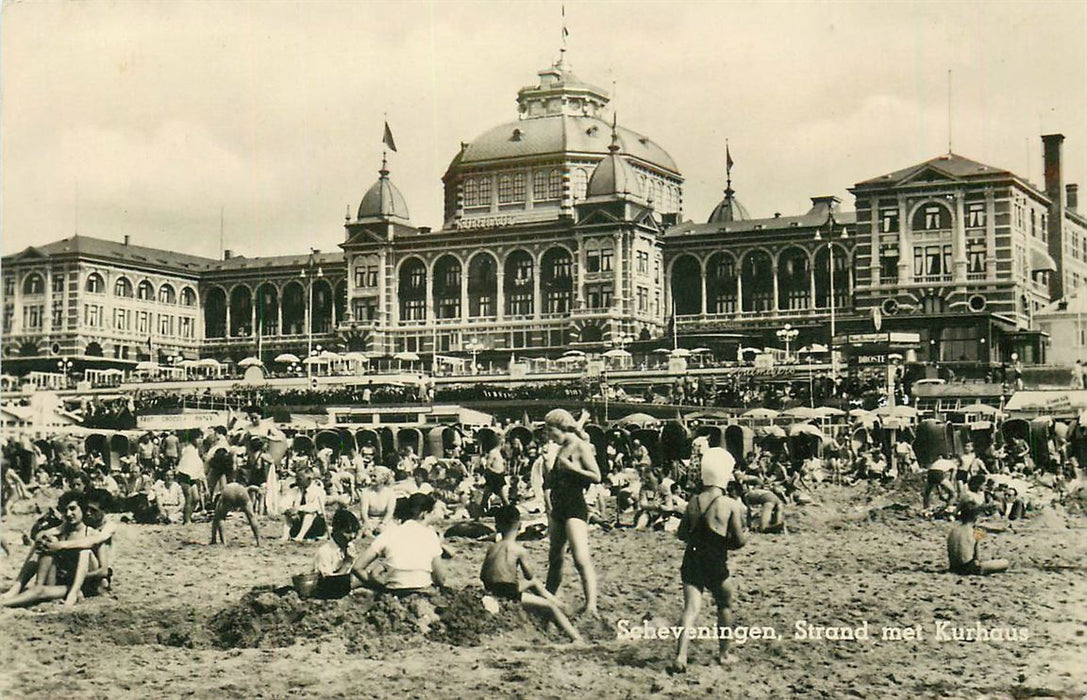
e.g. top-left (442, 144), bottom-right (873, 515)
top-left (1, 485), bottom-right (1084, 699)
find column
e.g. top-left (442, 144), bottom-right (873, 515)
top-left (897, 196), bottom-right (910, 284)
top-left (425, 261), bottom-right (435, 322)
top-left (302, 285), bottom-right (310, 335)
top-left (985, 189), bottom-right (997, 279)
top-left (771, 259), bottom-right (780, 312)
top-left (460, 266), bottom-right (470, 321)
top-left (276, 287), bottom-right (283, 336)
top-left (869, 201), bottom-right (881, 286)
top-left (250, 289), bottom-right (257, 338)
top-left (809, 255), bottom-right (817, 310)
top-left (532, 260), bottom-right (541, 319)
top-left (612, 232), bottom-right (623, 314)
top-left (736, 268), bottom-right (743, 314)
top-left (700, 267), bottom-right (708, 316)
top-left (331, 283), bottom-right (338, 328)
top-left (952, 192), bottom-right (967, 281)
top-left (225, 303), bottom-right (231, 339)
top-left (496, 269), bottom-right (506, 321)
top-left (379, 249), bottom-right (393, 326)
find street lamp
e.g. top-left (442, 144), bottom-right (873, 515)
top-left (57, 358), bottom-right (73, 387)
top-left (300, 252), bottom-right (324, 378)
top-left (776, 323), bottom-right (799, 362)
top-left (814, 219), bottom-right (849, 378)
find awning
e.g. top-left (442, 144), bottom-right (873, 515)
top-left (1030, 248), bottom-right (1058, 272)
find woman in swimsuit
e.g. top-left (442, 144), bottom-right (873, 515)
top-left (542, 409), bottom-right (601, 617)
top-left (360, 467), bottom-right (397, 537)
top-left (2, 491), bottom-right (99, 608)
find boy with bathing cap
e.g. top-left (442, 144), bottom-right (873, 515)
top-left (669, 449), bottom-right (747, 673)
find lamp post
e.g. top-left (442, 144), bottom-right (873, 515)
top-left (57, 358), bottom-right (73, 388)
top-left (300, 251), bottom-right (324, 379)
top-left (776, 323), bottom-right (799, 362)
top-left (814, 218), bottom-right (849, 378)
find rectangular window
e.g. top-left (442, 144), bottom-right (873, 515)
top-left (967, 239), bottom-right (986, 276)
top-left (924, 207), bottom-right (943, 230)
top-left (585, 283), bottom-right (612, 310)
top-left (637, 286), bottom-right (648, 313)
top-left (545, 290), bottom-right (570, 314)
top-left (158, 314), bottom-right (173, 336)
top-left (966, 203), bottom-right (985, 228)
top-left (3, 277), bottom-right (13, 297)
top-left (114, 308), bottom-right (128, 331)
top-left (51, 307), bottom-right (63, 329)
top-left (585, 249), bottom-right (601, 273)
top-left (498, 174), bottom-right (514, 204)
top-left (601, 247), bottom-right (614, 273)
top-left (136, 310), bottom-right (150, 334)
top-left (653, 258), bottom-right (660, 284)
top-left (409, 266), bottom-right (426, 289)
top-left (880, 208), bottom-right (899, 233)
top-left (880, 246), bottom-right (899, 280)
top-left (477, 295), bottom-right (492, 317)
top-left (24, 305), bottom-right (43, 329)
top-left (507, 292), bottom-right (532, 316)
top-left (84, 304), bottom-right (101, 328)
top-left (52, 274), bottom-right (65, 294)
top-left (179, 317), bottom-right (194, 339)
top-left (636, 251), bottom-right (649, 275)
top-left (403, 299), bottom-right (426, 321)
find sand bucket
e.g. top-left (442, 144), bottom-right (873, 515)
top-left (292, 572), bottom-right (320, 598)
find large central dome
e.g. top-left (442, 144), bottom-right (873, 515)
top-left (441, 59), bottom-right (682, 228)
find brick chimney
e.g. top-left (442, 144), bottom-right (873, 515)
top-left (1067, 184), bottom-right (1079, 212)
top-left (1042, 133), bottom-right (1065, 300)
top-left (223, 249), bottom-right (233, 260)
top-left (123, 234), bottom-right (130, 246)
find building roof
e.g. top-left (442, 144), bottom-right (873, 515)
top-left (1037, 289), bottom-right (1087, 316)
top-left (205, 250), bottom-right (344, 272)
top-left (854, 152), bottom-right (1015, 188)
top-left (357, 166), bottom-right (410, 222)
top-left (707, 189), bottom-right (750, 223)
top-left (454, 113), bottom-right (679, 175)
top-left (665, 197), bottom-right (856, 238)
top-left (3, 235), bottom-right (215, 273)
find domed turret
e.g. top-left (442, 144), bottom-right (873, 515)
top-left (708, 188), bottom-right (749, 223)
top-left (357, 159), bottom-right (410, 223)
top-left (587, 119), bottom-right (643, 200)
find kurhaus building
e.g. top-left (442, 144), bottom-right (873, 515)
top-left (2, 55), bottom-right (1084, 374)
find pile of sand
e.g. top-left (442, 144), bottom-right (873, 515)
top-left (206, 587), bottom-right (553, 653)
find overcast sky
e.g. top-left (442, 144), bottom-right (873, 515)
top-left (3, 1), bottom-right (1085, 259)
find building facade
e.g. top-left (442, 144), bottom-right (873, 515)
top-left (4, 57), bottom-right (1084, 376)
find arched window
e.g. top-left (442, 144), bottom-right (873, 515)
top-left (158, 284), bottom-right (176, 304)
top-left (511, 172), bottom-right (527, 203)
top-left (497, 174), bottom-right (514, 204)
top-left (180, 287), bottom-right (197, 306)
top-left (548, 169), bottom-right (563, 199)
top-left (22, 273), bottom-right (45, 295)
top-left (85, 272), bottom-right (105, 294)
top-left (114, 277), bottom-right (133, 298)
top-left (137, 280), bottom-right (154, 300)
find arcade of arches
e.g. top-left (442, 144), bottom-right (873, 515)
top-left (670, 246), bottom-right (853, 316)
top-left (202, 281), bottom-right (346, 339)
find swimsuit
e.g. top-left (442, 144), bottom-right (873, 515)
top-left (483, 470), bottom-right (506, 493)
top-left (484, 582), bottom-right (522, 602)
top-left (950, 559), bottom-right (982, 576)
top-left (548, 468), bottom-right (589, 523)
top-left (680, 494), bottom-right (731, 602)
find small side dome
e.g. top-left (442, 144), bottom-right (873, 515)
top-left (708, 189), bottom-right (749, 223)
top-left (587, 126), bottom-right (643, 199)
top-left (358, 166), bottom-right (410, 222)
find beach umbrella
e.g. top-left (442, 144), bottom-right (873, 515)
top-left (602, 348), bottom-right (631, 358)
top-left (556, 354), bottom-right (584, 363)
top-left (738, 346), bottom-right (763, 355)
top-left (319, 350), bottom-right (342, 360)
top-left (176, 359), bottom-right (198, 368)
top-left (237, 357), bottom-right (263, 368)
top-left (848, 408), bottom-right (872, 418)
top-left (788, 423), bottom-right (824, 438)
top-left (690, 347), bottom-right (712, 354)
top-left (613, 412), bottom-right (660, 429)
top-left (670, 348), bottom-right (691, 357)
top-left (741, 408), bottom-right (779, 419)
top-left (875, 405), bottom-right (918, 419)
top-left (652, 348), bottom-right (672, 355)
top-left (196, 358), bottom-right (221, 368)
top-left (562, 349), bottom-right (586, 357)
top-left (134, 361), bottom-right (158, 371)
top-left (783, 406), bottom-right (818, 419)
top-left (274, 353), bottom-right (301, 364)
top-left (759, 425), bottom-right (787, 438)
top-left (342, 352), bottom-right (369, 363)
top-left (813, 406), bottom-right (846, 417)
top-left (962, 403), bottom-right (1002, 417)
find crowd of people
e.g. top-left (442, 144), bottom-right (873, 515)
top-left (2, 394), bottom-right (1083, 669)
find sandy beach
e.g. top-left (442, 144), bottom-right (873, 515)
top-left (1, 484), bottom-right (1085, 699)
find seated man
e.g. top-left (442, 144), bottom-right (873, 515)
top-left (2, 491), bottom-right (100, 608)
top-left (351, 493), bottom-right (446, 593)
top-left (153, 469), bottom-right (185, 524)
top-left (282, 469), bottom-right (328, 542)
top-left (480, 505), bottom-right (582, 643)
top-left (947, 500), bottom-right (1009, 575)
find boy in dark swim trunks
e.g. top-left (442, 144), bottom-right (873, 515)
top-left (670, 450), bottom-right (747, 673)
top-left (480, 505), bottom-right (582, 643)
top-left (947, 500), bottom-right (1009, 575)
top-left (208, 449), bottom-right (261, 546)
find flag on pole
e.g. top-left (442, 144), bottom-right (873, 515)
top-left (726, 143), bottom-right (734, 173)
top-left (562, 4), bottom-right (569, 38)
top-left (382, 121), bottom-right (397, 152)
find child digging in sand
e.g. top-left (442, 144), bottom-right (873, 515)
top-left (947, 500), bottom-right (1009, 575)
top-left (480, 505), bottom-right (583, 643)
top-left (669, 450), bottom-right (747, 673)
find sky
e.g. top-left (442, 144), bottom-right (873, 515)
top-left (2, 1), bottom-right (1085, 259)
